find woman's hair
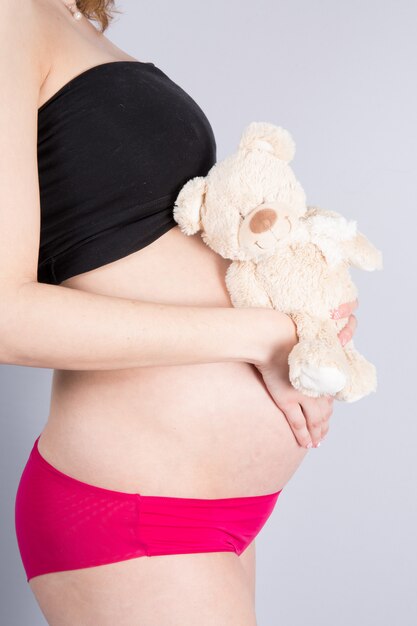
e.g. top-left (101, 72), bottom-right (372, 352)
top-left (76, 0), bottom-right (120, 33)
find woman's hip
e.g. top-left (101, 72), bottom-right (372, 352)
top-left (14, 433), bottom-right (283, 584)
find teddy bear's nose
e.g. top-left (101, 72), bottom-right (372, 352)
top-left (249, 208), bottom-right (277, 233)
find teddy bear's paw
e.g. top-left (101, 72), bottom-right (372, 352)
top-left (288, 341), bottom-right (348, 395)
top-left (288, 340), bottom-right (349, 397)
top-left (293, 363), bottom-right (347, 395)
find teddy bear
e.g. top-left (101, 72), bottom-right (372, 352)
top-left (172, 121), bottom-right (383, 402)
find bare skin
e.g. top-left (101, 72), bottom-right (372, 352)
top-left (1, 1), bottom-right (358, 624)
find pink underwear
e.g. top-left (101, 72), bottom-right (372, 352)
top-left (15, 435), bottom-right (282, 582)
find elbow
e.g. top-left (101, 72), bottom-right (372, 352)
top-left (0, 284), bottom-right (29, 366)
top-left (0, 348), bottom-right (13, 366)
top-left (0, 310), bottom-right (19, 365)
top-left (0, 330), bottom-right (16, 366)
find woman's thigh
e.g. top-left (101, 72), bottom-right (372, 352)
top-left (238, 540), bottom-right (256, 604)
top-left (29, 551), bottom-right (258, 626)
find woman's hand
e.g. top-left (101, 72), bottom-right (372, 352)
top-left (253, 299), bottom-right (359, 448)
top-left (331, 299), bottom-right (358, 346)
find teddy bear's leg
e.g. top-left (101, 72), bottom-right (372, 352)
top-left (334, 339), bottom-right (378, 402)
top-left (287, 313), bottom-right (350, 397)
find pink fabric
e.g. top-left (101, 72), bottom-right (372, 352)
top-left (15, 435), bottom-right (282, 582)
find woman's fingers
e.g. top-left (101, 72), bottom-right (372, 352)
top-left (321, 418), bottom-right (330, 439)
top-left (330, 299), bottom-right (359, 345)
top-left (282, 395), bottom-right (334, 449)
top-left (302, 405), bottom-right (325, 447)
top-left (330, 298), bottom-right (359, 319)
top-left (302, 396), bottom-right (332, 447)
top-left (320, 395), bottom-right (333, 439)
top-left (281, 402), bottom-right (314, 448)
top-left (338, 313), bottom-right (358, 346)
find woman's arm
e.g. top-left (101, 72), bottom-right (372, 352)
top-left (0, 4), bottom-right (297, 371)
top-left (1, 282), bottom-right (296, 370)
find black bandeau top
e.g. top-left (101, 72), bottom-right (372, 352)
top-left (37, 61), bottom-right (217, 285)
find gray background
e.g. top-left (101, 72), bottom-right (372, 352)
top-left (1, 0), bottom-right (415, 624)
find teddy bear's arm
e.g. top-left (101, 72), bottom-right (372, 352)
top-left (305, 206), bottom-right (383, 270)
top-left (305, 205), bottom-right (358, 241)
top-left (225, 261), bottom-right (273, 309)
top-left (341, 231), bottom-right (383, 271)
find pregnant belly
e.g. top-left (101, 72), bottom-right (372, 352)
top-left (42, 225), bottom-right (307, 498)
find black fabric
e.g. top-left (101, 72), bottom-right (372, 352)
top-left (37, 61), bottom-right (217, 285)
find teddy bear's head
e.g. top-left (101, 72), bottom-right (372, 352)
top-left (173, 121), bottom-right (307, 261)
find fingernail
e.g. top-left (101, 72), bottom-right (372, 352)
top-left (306, 442), bottom-right (313, 449)
top-left (314, 441), bottom-right (321, 448)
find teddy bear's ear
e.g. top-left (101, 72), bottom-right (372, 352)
top-left (173, 176), bottom-right (207, 235)
top-left (238, 121), bottom-right (296, 163)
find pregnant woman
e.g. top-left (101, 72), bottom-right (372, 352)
top-left (3, 1), bottom-right (357, 624)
